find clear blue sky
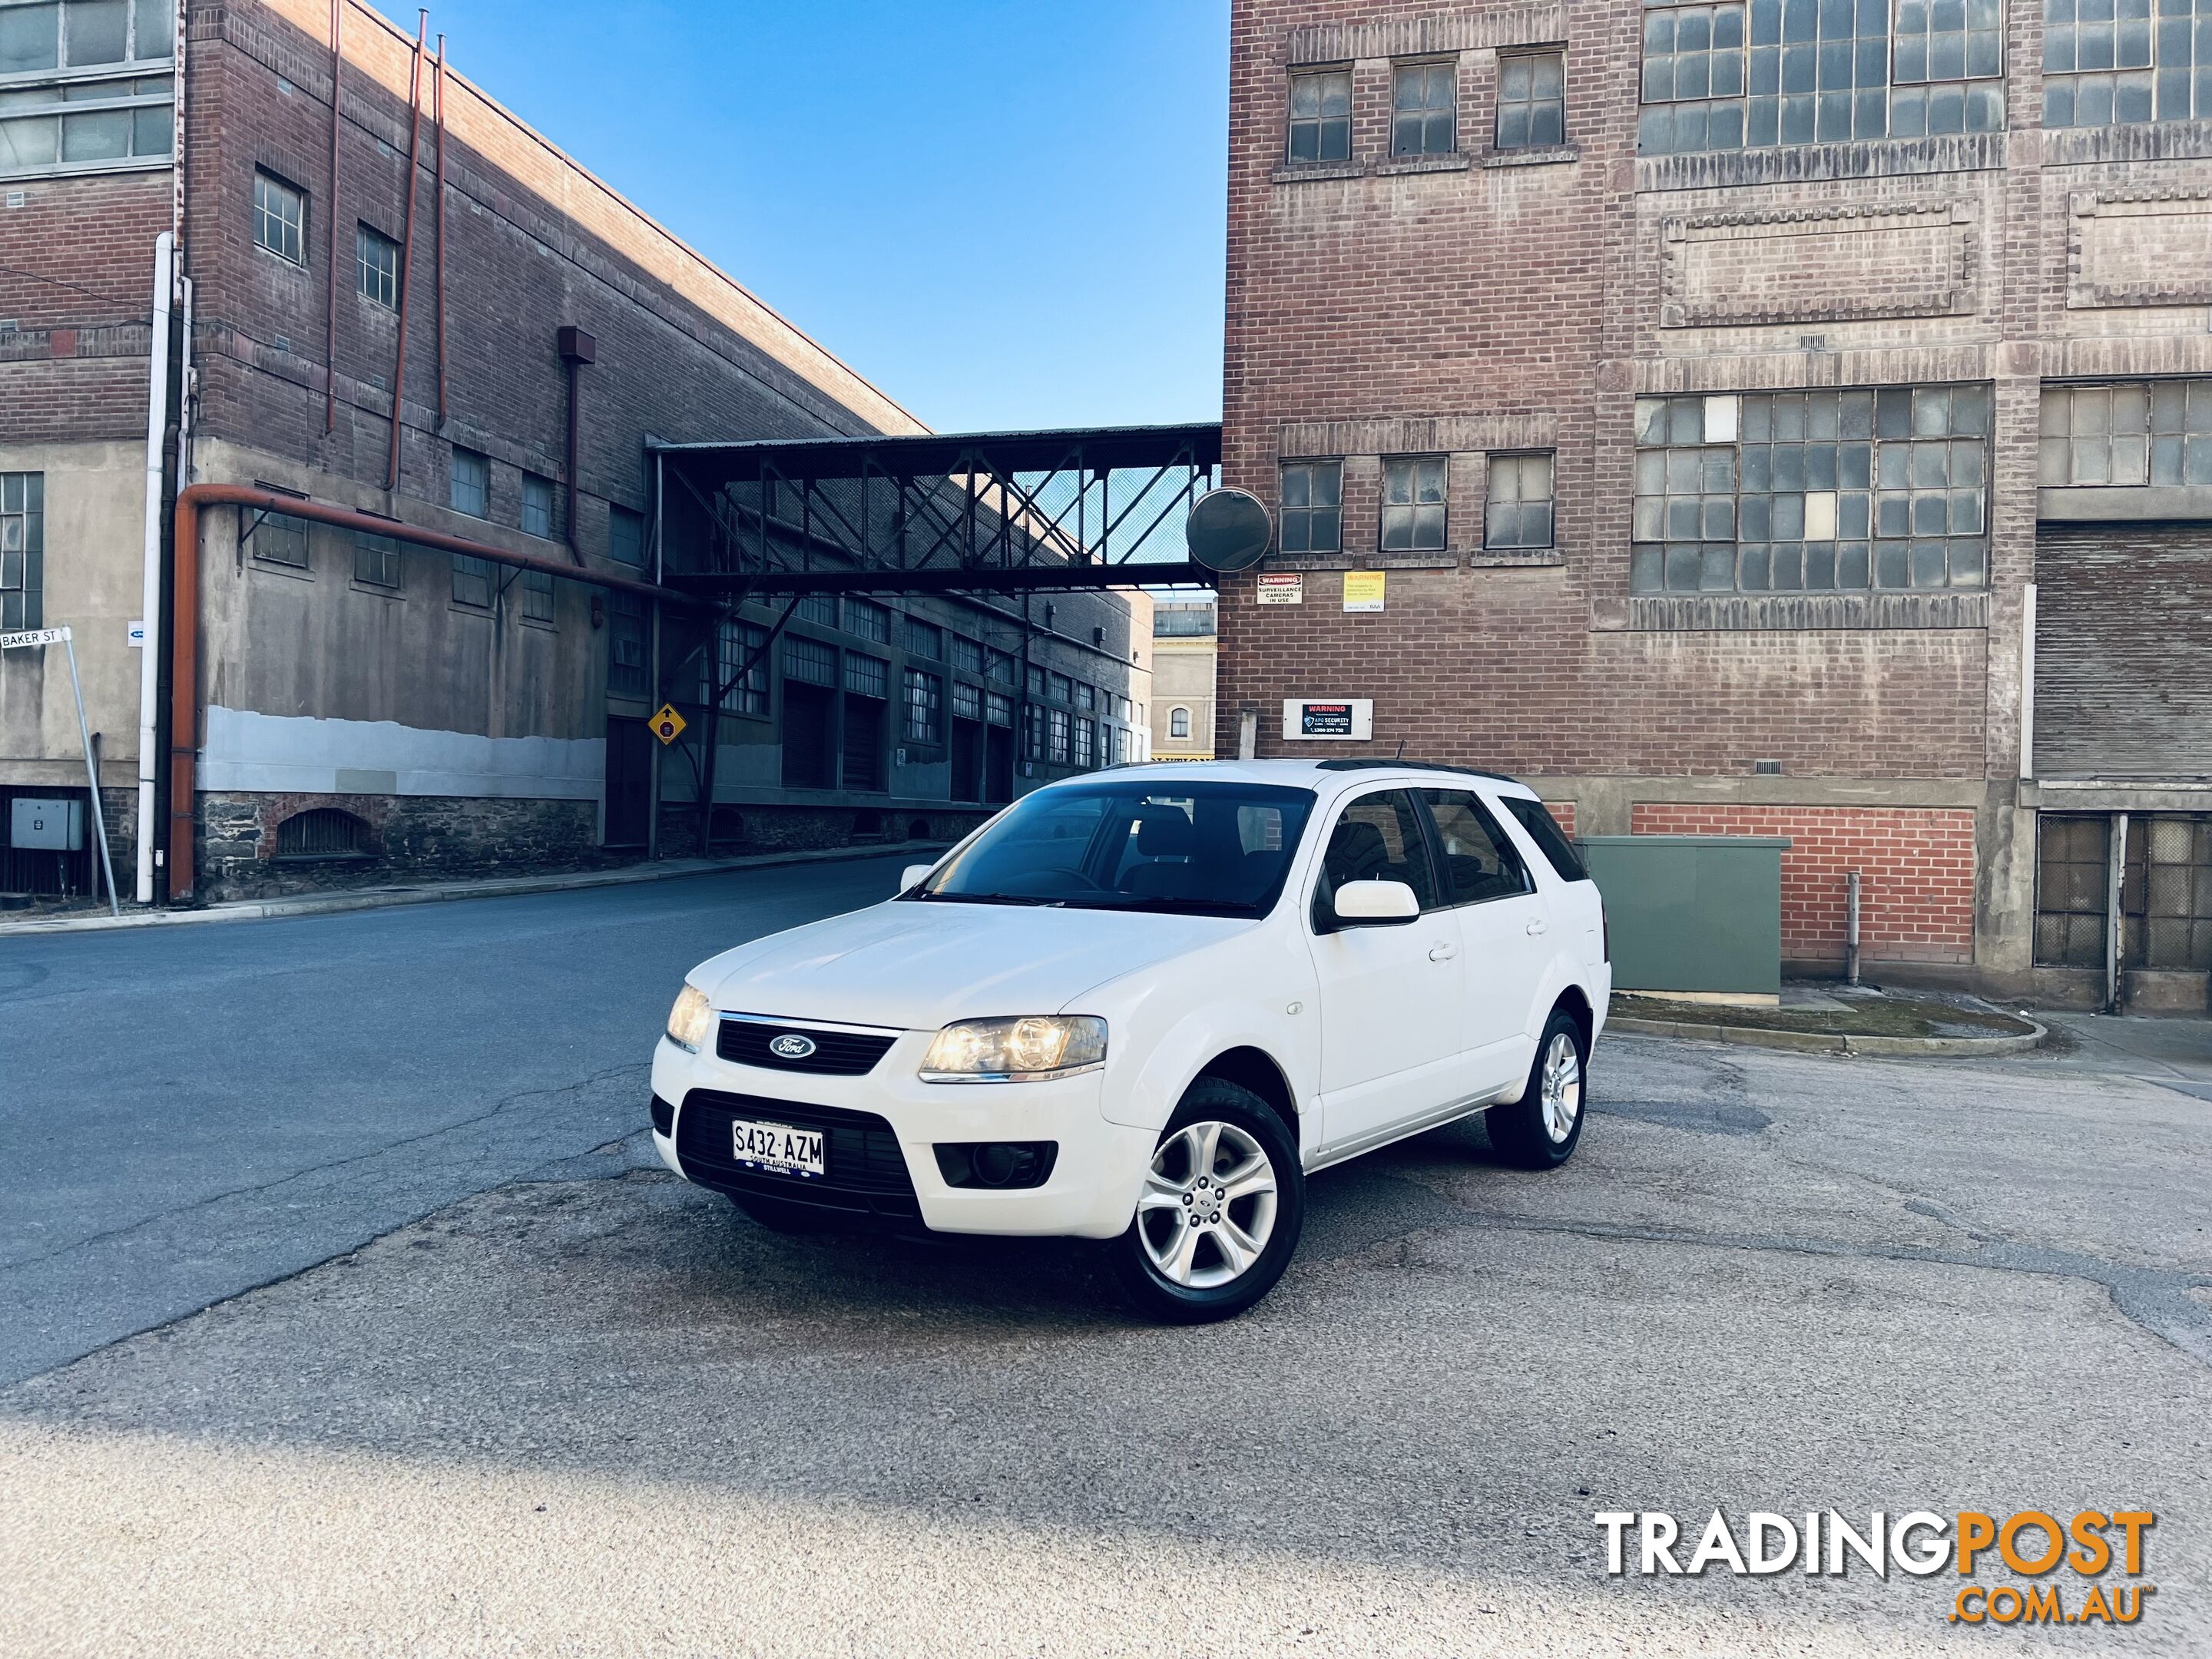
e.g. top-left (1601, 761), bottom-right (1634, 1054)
top-left (423, 0), bottom-right (1229, 434)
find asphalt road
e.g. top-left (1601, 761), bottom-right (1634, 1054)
top-left (3, 876), bottom-right (2209, 1654)
top-left (0, 853), bottom-right (916, 1386)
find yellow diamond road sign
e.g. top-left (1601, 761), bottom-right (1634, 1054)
top-left (651, 704), bottom-right (687, 745)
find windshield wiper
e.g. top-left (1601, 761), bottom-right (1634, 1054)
top-left (1061, 896), bottom-right (1254, 916)
top-left (912, 891), bottom-right (1055, 906)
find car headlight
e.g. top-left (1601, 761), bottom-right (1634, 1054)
top-left (665, 982), bottom-right (715, 1053)
top-left (919, 1015), bottom-right (1107, 1082)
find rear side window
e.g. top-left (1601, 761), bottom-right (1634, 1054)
top-left (1421, 790), bottom-right (1532, 905)
top-left (1313, 790), bottom-right (1442, 929)
top-left (1502, 796), bottom-right (1588, 882)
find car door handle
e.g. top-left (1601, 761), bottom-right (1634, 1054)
top-left (1429, 942), bottom-right (1459, 962)
top-left (1525, 919), bottom-right (1549, 936)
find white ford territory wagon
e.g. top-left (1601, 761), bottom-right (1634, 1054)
top-left (652, 760), bottom-right (1610, 1321)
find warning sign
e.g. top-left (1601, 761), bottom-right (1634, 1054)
top-left (1341, 570), bottom-right (1386, 612)
top-left (651, 704), bottom-right (687, 745)
top-left (1256, 573), bottom-right (1303, 605)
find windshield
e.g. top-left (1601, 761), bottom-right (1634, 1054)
top-left (910, 781), bottom-right (1317, 917)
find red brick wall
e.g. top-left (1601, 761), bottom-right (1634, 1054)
top-left (1543, 800), bottom-right (1575, 839)
top-left (1630, 804), bottom-right (1977, 965)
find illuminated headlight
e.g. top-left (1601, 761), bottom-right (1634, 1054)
top-left (665, 982), bottom-right (716, 1053)
top-left (920, 1016), bottom-right (1108, 1082)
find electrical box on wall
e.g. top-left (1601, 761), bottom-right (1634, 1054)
top-left (10, 797), bottom-right (84, 850)
top-left (1281, 699), bottom-right (1374, 741)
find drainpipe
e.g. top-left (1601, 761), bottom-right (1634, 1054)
top-left (164, 483), bottom-right (705, 905)
top-left (384, 13), bottom-right (426, 492)
top-left (558, 326), bottom-right (595, 561)
top-left (323, 0), bottom-right (342, 434)
top-left (134, 231), bottom-right (175, 906)
top-left (1846, 871), bottom-right (1861, 987)
top-left (434, 34), bottom-right (449, 426)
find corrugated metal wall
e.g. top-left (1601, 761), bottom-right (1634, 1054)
top-left (2036, 526), bottom-right (2212, 777)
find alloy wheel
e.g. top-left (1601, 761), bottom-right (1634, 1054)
top-left (1135, 1120), bottom-right (1279, 1289)
top-left (1539, 1031), bottom-right (1582, 1144)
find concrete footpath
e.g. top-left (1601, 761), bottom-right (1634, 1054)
top-left (0, 839), bottom-right (948, 938)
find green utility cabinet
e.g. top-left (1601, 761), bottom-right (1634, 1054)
top-left (1578, 836), bottom-right (1791, 1000)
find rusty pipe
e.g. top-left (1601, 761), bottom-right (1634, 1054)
top-left (323, 0), bottom-right (342, 434)
top-left (164, 482), bottom-right (709, 905)
top-left (433, 32), bottom-right (448, 425)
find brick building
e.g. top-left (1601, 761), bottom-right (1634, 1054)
top-left (1151, 596), bottom-right (1218, 760)
top-left (1, 0), bottom-right (1143, 906)
top-left (1217, 0), bottom-right (2212, 1010)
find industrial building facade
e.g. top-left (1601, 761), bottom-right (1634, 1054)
top-left (0, 0), bottom-right (1145, 906)
top-left (1218, 0), bottom-right (2212, 1009)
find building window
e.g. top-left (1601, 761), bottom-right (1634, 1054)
top-left (353, 528), bottom-right (401, 588)
top-left (2041, 381), bottom-right (2212, 487)
top-left (902, 668), bottom-right (942, 742)
top-left (0, 470), bottom-right (42, 630)
top-left (1075, 681), bottom-right (1097, 711)
top-left (903, 615), bottom-right (943, 660)
top-left (1025, 704), bottom-right (1048, 761)
top-left (1287, 68), bottom-right (1353, 161)
top-left (950, 634), bottom-right (982, 674)
top-left (608, 590), bottom-right (648, 694)
top-left (449, 447), bottom-right (488, 518)
top-left (1640, 0), bottom-right (2003, 156)
top-left (1485, 452), bottom-right (1555, 549)
top-left (1631, 383), bottom-right (1991, 594)
top-left (1050, 671), bottom-right (1073, 704)
top-left (247, 503), bottom-right (310, 568)
top-left (843, 597), bottom-right (890, 644)
top-left (1048, 707), bottom-right (1071, 765)
top-left (1169, 706), bottom-right (1193, 740)
top-left (1496, 49), bottom-right (1567, 148)
top-left (2035, 814), bottom-right (2110, 968)
top-left (952, 680), bottom-right (982, 722)
top-left (608, 504), bottom-right (643, 565)
top-left (356, 224), bottom-right (399, 309)
top-left (2044, 0), bottom-right (2204, 125)
top-left (275, 807), bottom-right (367, 859)
top-left (519, 569), bottom-right (555, 624)
top-left (795, 591), bottom-right (837, 628)
top-left (717, 621), bottom-right (768, 717)
top-left (1279, 460), bottom-right (1343, 553)
top-left (1026, 662), bottom-right (1047, 699)
top-left (0, 0), bottom-right (175, 181)
top-left (1074, 719), bottom-right (1095, 768)
top-left (845, 651), bottom-right (888, 700)
top-left (783, 634), bottom-right (836, 687)
top-left (1391, 60), bottom-right (1457, 154)
top-left (985, 688), bottom-right (1013, 727)
top-left (253, 170), bottom-right (304, 263)
top-left (1380, 455), bottom-right (1447, 551)
top-left (522, 472), bottom-right (555, 538)
top-left (451, 554), bottom-right (492, 608)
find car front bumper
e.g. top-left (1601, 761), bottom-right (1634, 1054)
top-left (649, 1034), bottom-right (1157, 1240)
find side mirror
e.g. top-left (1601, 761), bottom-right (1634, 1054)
top-left (901, 863), bottom-right (937, 893)
top-left (1333, 879), bottom-right (1421, 926)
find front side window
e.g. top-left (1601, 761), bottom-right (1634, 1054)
top-left (1288, 68), bottom-right (1353, 161)
top-left (254, 170), bottom-right (304, 263)
top-left (1485, 452), bottom-right (1555, 548)
top-left (1312, 789), bottom-right (1442, 929)
top-left (913, 780), bottom-right (1317, 917)
top-left (1632, 382), bottom-right (1992, 594)
top-left (449, 447), bottom-right (488, 518)
top-left (1639, 0), bottom-right (2005, 156)
top-left (521, 472), bottom-right (555, 538)
top-left (1380, 455), bottom-right (1447, 551)
top-left (1279, 460), bottom-right (1343, 553)
top-left (1392, 60), bottom-right (1457, 154)
top-left (1497, 49), bottom-right (1568, 148)
top-left (902, 667), bottom-right (942, 741)
top-left (2044, 0), bottom-right (2206, 126)
top-left (0, 0), bottom-right (174, 180)
top-left (1422, 790), bottom-right (1533, 905)
top-left (356, 223), bottom-right (399, 309)
top-left (2041, 380), bottom-right (2212, 487)
top-left (1, 470), bottom-right (44, 629)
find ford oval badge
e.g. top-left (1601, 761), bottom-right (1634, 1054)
top-left (768, 1032), bottom-right (818, 1061)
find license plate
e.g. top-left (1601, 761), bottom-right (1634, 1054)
top-left (730, 1118), bottom-right (826, 1180)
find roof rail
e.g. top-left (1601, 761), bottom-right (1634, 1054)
top-left (1313, 758), bottom-right (1525, 785)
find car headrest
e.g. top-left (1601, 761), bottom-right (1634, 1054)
top-left (1333, 820), bottom-right (1392, 882)
top-left (1135, 807), bottom-right (1195, 856)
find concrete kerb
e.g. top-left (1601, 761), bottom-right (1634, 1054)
top-left (1606, 1012), bottom-right (2048, 1058)
top-left (0, 840), bottom-right (950, 938)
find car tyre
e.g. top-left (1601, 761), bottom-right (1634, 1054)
top-left (1110, 1078), bottom-right (1304, 1324)
top-left (1486, 1007), bottom-right (1588, 1170)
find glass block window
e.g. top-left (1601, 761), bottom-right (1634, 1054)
top-left (2035, 813), bottom-right (2110, 967)
top-left (1391, 60), bottom-right (1457, 155)
top-left (843, 597), bottom-right (889, 644)
top-left (1641, 0), bottom-right (2005, 154)
top-left (783, 635), bottom-right (836, 687)
top-left (1631, 383), bottom-right (1991, 593)
top-left (254, 170), bottom-right (304, 263)
top-left (1, 471), bottom-right (43, 630)
top-left (1380, 456), bottom-right (1447, 551)
top-left (356, 223), bottom-right (399, 310)
top-left (1485, 452), bottom-right (1555, 548)
top-left (1287, 68), bottom-right (1352, 161)
top-left (1280, 460), bottom-right (1342, 553)
top-left (845, 651), bottom-right (888, 700)
top-left (451, 553), bottom-right (493, 608)
top-left (902, 667), bottom-right (942, 741)
top-left (1497, 50), bottom-right (1568, 147)
top-left (952, 680), bottom-right (982, 722)
top-left (950, 634), bottom-right (982, 674)
top-left (717, 621), bottom-right (768, 717)
top-left (247, 507), bottom-right (310, 568)
top-left (520, 569), bottom-right (555, 624)
top-left (2041, 381), bottom-right (2212, 486)
top-left (449, 447), bottom-right (488, 518)
top-left (2043, 0), bottom-right (2210, 126)
top-left (521, 472), bottom-right (555, 539)
top-left (608, 591), bottom-right (648, 694)
top-left (353, 529), bottom-right (400, 588)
